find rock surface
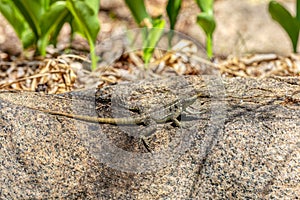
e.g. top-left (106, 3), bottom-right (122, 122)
top-left (0, 76), bottom-right (299, 199)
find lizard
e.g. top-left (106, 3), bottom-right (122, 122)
top-left (30, 92), bottom-right (205, 151)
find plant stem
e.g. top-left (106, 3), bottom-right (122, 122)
top-left (206, 34), bottom-right (213, 59)
top-left (89, 42), bottom-right (98, 71)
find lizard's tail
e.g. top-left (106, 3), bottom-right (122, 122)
top-left (33, 108), bottom-right (142, 125)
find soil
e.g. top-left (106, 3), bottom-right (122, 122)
top-left (0, 0), bottom-right (299, 92)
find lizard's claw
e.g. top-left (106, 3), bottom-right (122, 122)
top-left (140, 136), bottom-right (153, 153)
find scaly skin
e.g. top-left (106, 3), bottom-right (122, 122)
top-left (31, 92), bottom-right (203, 151)
top-left (32, 92), bottom-right (202, 125)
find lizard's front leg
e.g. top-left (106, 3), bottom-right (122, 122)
top-left (139, 118), bottom-right (157, 152)
top-left (170, 106), bottom-right (183, 127)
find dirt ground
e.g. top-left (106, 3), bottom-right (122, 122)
top-left (0, 0), bottom-right (298, 92)
top-left (0, 0), bottom-right (296, 56)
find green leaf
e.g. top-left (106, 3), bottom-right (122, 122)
top-left (12, 0), bottom-right (49, 38)
top-left (195, 0), bottom-right (214, 13)
top-left (0, 0), bottom-right (101, 70)
top-left (197, 13), bottom-right (216, 58)
top-left (66, 0), bottom-right (100, 70)
top-left (269, 1), bottom-right (300, 52)
top-left (0, 0), bottom-right (35, 48)
top-left (84, 0), bottom-right (100, 15)
top-left (38, 1), bottom-right (70, 55)
top-left (66, 0), bottom-right (100, 43)
top-left (297, 0), bottom-right (300, 22)
top-left (197, 13), bottom-right (216, 36)
top-left (195, 0), bottom-right (215, 58)
top-left (166, 0), bottom-right (182, 30)
top-left (49, 13), bottom-right (73, 46)
top-left (142, 19), bottom-right (166, 65)
top-left (166, 0), bottom-right (181, 47)
top-left (124, 0), bottom-right (151, 26)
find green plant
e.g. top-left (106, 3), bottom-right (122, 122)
top-left (269, 0), bottom-right (300, 53)
top-left (124, 0), bottom-right (217, 64)
top-left (124, 0), bottom-right (165, 66)
top-left (195, 0), bottom-right (216, 59)
top-left (0, 0), bottom-right (100, 70)
top-left (166, 0), bottom-right (182, 46)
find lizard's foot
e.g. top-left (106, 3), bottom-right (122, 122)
top-left (140, 136), bottom-right (153, 153)
top-left (171, 118), bottom-right (181, 127)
